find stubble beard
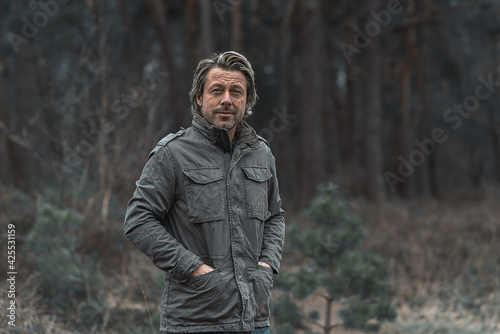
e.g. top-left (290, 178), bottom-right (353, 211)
top-left (209, 107), bottom-right (242, 130)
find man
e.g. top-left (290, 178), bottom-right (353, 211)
top-left (124, 51), bottom-right (285, 334)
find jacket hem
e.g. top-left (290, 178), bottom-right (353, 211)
top-left (160, 321), bottom-right (242, 333)
top-left (254, 319), bottom-right (271, 328)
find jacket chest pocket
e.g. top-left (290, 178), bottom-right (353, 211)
top-left (242, 166), bottom-right (272, 220)
top-left (182, 167), bottom-right (225, 224)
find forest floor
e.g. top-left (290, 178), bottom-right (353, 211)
top-left (338, 184), bottom-right (499, 334)
top-left (0, 185), bottom-right (499, 333)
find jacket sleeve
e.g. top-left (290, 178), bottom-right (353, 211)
top-left (259, 151), bottom-right (286, 274)
top-left (124, 145), bottom-right (204, 282)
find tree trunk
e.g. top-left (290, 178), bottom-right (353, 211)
top-left (486, 20), bottom-right (500, 184)
top-left (416, 24), bottom-right (433, 197)
top-left (323, 22), bottom-right (343, 186)
top-left (488, 46), bottom-right (500, 184)
top-left (276, 0), bottom-right (299, 205)
top-left (299, 0), bottom-right (327, 204)
top-left (146, 0), bottom-right (190, 129)
top-left (342, 17), bottom-right (361, 197)
top-left (491, 112), bottom-right (500, 184)
top-left (362, 34), bottom-right (385, 202)
top-left (324, 63), bottom-right (342, 183)
top-left (231, 0), bottom-right (243, 52)
top-left (185, 0), bottom-right (198, 70)
top-left (198, 0), bottom-right (214, 57)
top-left (13, 44), bottom-right (39, 189)
top-left (399, 1), bottom-right (417, 197)
top-left (324, 296), bottom-right (333, 334)
top-left (118, 0), bottom-right (141, 76)
top-left (86, 0), bottom-right (113, 221)
top-left (0, 55), bottom-right (23, 187)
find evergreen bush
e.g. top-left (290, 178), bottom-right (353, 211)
top-left (273, 183), bottom-right (396, 333)
top-left (26, 203), bottom-right (104, 305)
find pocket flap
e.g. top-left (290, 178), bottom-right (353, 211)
top-left (242, 167), bottom-right (272, 182)
top-left (182, 167), bottom-right (223, 184)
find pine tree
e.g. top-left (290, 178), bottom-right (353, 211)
top-left (26, 203), bottom-right (104, 305)
top-left (273, 183), bottom-right (396, 333)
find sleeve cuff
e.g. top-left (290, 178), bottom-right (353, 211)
top-left (259, 255), bottom-right (280, 275)
top-left (170, 251), bottom-right (204, 282)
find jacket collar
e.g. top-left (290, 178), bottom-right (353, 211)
top-left (192, 113), bottom-right (259, 151)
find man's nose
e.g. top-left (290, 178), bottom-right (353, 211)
top-left (220, 91), bottom-right (232, 106)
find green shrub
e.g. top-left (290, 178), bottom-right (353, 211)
top-left (273, 183), bottom-right (397, 333)
top-left (26, 203), bottom-right (104, 303)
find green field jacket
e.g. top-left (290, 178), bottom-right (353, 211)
top-left (124, 114), bottom-right (285, 333)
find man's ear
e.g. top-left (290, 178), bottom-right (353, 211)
top-left (196, 94), bottom-right (202, 106)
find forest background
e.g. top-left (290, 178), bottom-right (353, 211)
top-left (0, 0), bottom-right (499, 333)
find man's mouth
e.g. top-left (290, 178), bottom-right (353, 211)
top-left (215, 110), bottom-right (234, 115)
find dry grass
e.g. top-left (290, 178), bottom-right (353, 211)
top-left (0, 250), bottom-right (160, 333)
top-left (351, 185), bottom-right (500, 333)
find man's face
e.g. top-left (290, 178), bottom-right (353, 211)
top-left (196, 67), bottom-right (247, 131)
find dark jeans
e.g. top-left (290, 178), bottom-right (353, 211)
top-left (253, 327), bottom-right (270, 334)
top-left (183, 328), bottom-right (270, 334)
